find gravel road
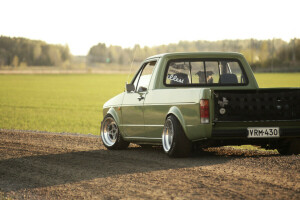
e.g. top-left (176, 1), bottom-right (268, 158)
top-left (0, 130), bottom-right (299, 199)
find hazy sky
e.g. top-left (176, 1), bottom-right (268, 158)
top-left (1, 0), bottom-right (299, 55)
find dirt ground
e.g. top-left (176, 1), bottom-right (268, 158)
top-left (0, 130), bottom-right (299, 200)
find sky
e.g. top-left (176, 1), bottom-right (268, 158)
top-left (1, 0), bottom-right (300, 55)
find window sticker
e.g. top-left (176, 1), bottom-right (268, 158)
top-left (167, 74), bottom-right (184, 84)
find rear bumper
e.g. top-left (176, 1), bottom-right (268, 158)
top-left (212, 128), bottom-right (300, 139)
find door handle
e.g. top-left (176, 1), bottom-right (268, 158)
top-left (137, 96), bottom-right (144, 101)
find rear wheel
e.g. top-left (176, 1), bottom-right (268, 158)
top-left (277, 139), bottom-right (300, 155)
top-left (101, 115), bottom-right (129, 150)
top-left (162, 115), bottom-right (192, 157)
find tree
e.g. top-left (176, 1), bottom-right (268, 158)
top-left (0, 36), bottom-right (71, 67)
top-left (33, 44), bottom-right (42, 61)
top-left (259, 41), bottom-right (269, 67)
top-left (48, 46), bottom-right (62, 66)
top-left (12, 55), bottom-right (19, 67)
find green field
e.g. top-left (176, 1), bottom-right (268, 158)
top-left (0, 74), bottom-right (128, 135)
top-left (255, 73), bottom-right (300, 88)
top-left (0, 73), bottom-right (300, 135)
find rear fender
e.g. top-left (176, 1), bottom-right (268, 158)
top-left (167, 106), bottom-right (187, 135)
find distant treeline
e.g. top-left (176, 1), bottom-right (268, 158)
top-left (88, 38), bottom-right (300, 69)
top-left (0, 36), bottom-right (71, 67)
top-left (1, 35), bottom-right (299, 70)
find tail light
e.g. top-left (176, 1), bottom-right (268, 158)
top-left (200, 99), bottom-right (210, 123)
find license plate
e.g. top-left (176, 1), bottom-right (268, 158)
top-left (247, 127), bottom-right (280, 138)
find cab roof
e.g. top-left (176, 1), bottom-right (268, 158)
top-left (145, 52), bottom-right (244, 61)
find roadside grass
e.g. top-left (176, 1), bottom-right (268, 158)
top-left (0, 73), bottom-right (299, 135)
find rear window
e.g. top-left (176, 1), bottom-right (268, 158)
top-left (165, 59), bottom-right (247, 86)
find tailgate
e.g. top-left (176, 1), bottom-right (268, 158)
top-left (213, 89), bottom-right (300, 122)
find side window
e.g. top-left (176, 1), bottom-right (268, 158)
top-left (133, 70), bottom-right (142, 89)
top-left (133, 61), bottom-right (157, 91)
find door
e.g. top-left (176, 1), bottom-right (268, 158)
top-left (121, 60), bottom-right (157, 138)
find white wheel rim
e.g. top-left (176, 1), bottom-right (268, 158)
top-left (162, 119), bottom-right (174, 152)
top-left (101, 117), bottom-right (118, 147)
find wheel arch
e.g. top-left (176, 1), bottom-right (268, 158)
top-left (105, 107), bottom-right (120, 125)
top-left (166, 106), bottom-right (187, 135)
top-left (101, 109), bottom-right (129, 150)
top-left (164, 109), bottom-right (192, 157)
top-left (101, 107), bottom-right (121, 136)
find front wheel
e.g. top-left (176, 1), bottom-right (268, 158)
top-left (101, 115), bottom-right (129, 150)
top-left (162, 115), bottom-right (192, 157)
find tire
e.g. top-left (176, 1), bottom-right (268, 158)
top-left (162, 115), bottom-right (192, 158)
top-left (277, 139), bottom-right (300, 155)
top-left (101, 115), bottom-right (129, 150)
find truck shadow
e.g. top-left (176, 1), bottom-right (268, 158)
top-left (0, 146), bottom-right (280, 191)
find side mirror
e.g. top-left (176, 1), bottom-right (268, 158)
top-left (137, 86), bottom-right (147, 93)
top-left (126, 83), bottom-right (135, 93)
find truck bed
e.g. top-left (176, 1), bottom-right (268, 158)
top-left (213, 89), bottom-right (300, 122)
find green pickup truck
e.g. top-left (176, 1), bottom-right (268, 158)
top-left (100, 52), bottom-right (300, 157)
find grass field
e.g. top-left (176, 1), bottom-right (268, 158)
top-left (0, 73), bottom-right (300, 135)
top-left (255, 73), bottom-right (300, 88)
top-left (0, 74), bottom-right (128, 135)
